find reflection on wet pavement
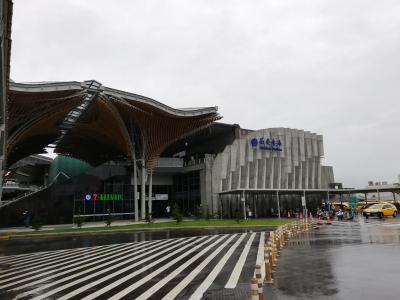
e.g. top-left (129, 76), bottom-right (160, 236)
top-left (0, 227), bottom-right (265, 256)
top-left (266, 216), bottom-right (400, 299)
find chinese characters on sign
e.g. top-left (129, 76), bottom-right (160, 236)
top-left (250, 137), bottom-right (283, 152)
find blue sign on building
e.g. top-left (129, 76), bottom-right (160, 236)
top-left (250, 137), bottom-right (283, 151)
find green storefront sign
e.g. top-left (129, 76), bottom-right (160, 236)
top-left (84, 193), bottom-right (123, 201)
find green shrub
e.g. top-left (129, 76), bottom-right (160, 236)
top-left (145, 211), bottom-right (153, 224)
top-left (105, 209), bottom-right (113, 227)
top-left (171, 205), bottom-right (183, 224)
top-left (234, 209), bottom-right (243, 224)
top-left (74, 215), bottom-right (84, 228)
top-left (74, 208), bottom-right (84, 228)
top-left (205, 209), bottom-right (214, 222)
top-left (194, 205), bottom-right (202, 220)
top-left (31, 214), bottom-right (42, 231)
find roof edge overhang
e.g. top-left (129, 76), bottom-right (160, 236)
top-left (10, 81), bottom-right (218, 117)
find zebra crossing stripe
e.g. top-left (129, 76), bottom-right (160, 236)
top-left (56, 238), bottom-right (204, 300)
top-left (6, 242), bottom-right (123, 269)
top-left (0, 241), bottom-right (125, 268)
top-left (224, 232), bottom-right (257, 288)
top-left (0, 242), bottom-right (130, 279)
top-left (0, 247), bottom-right (91, 272)
top-left (0, 247), bottom-right (84, 266)
top-left (188, 234), bottom-right (247, 300)
top-left (115, 235), bottom-right (232, 300)
top-left (5, 238), bottom-right (163, 292)
top-left (81, 235), bottom-right (217, 300)
top-left (0, 251), bottom-right (57, 264)
top-left (17, 237), bottom-right (198, 300)
top-left (0, 242), bottom-right (134, 284)
top-left (0, 246), bottom-right (84, 263)
top-left (161, 234), bottom-right (240, 300)
top-left (1, 241), bottom-right (136, 275)
top-left (253, 232), bottom-right (265, 279)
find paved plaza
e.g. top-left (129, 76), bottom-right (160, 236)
top-left (266, 217), bottom-right (400, 299)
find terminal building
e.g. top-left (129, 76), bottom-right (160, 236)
top-left (0, 80), bottom-right (335, 226)
top-left (0, 0), bottom-right (337, 226)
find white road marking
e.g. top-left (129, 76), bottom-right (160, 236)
top-left (0, 233), bottom-right (265, 300)
top-left (120, 235), bottom-right (233, 300)
top-left (6, 238), bottom-right (162, 292)
top-left (161, 234), bottom-right (239, 300)
top-left (44, 236), bottom-right (204, 300)
top-left (253, 231), bottom-right (265, 279)
top-left (0, 242), bottom-right (132, 285)
top-left (0, 247), bottom-right (85, 267)
top-left (7, 242), bottom-right (121, 269)
top-left (224, 232), bottom-right (256, 288)
top-left (81, 235), bottom-right (216, 300)
top-left (0, 243), bottom-right (129, 278)
top-left (25, 237), bottom-right (198, 300)
top-left (0, 241), bottom-right (133, 265)
top-left (188, 234), bottom-right (247, 300)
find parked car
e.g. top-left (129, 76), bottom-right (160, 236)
top-left (363, 202), bottom-right (397, 219)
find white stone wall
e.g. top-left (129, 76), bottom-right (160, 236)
top-left (212, 127), bottom-right (330, 192)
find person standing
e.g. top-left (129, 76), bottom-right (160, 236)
top-left (166, 205), bottom-right (171, 218)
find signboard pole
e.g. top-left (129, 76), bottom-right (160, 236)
top-left (302, 191), bottom-right (307, 218)
top-left (277, 190), bottom-right (281, 219)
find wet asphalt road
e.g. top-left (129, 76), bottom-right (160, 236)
top-left (1, 218), bottom-right (399, 299)
top-left (266, 216), bottom-right (400, 300)
top-left (0, 228), bottom-right (269, 299)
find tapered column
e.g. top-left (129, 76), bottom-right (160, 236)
top-left (131, 159), bottom-right (139, 222)
top-left (148, 170), bottom-right (153, 218)
top-left (141, 157), bottom-right (146, 220)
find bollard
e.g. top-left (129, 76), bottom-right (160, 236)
top-left (280, 230), bottom-right (284, 247)
top-left (250, 278), bottom-right (259, 300)
top-left (266, 246), bottom-right (274, 269)
top-left (275, 231), bottom-right (281, 251)
top-left (255, 264), bottom-right (264, 300)
top-left (268, 241), bottom-right (277, 266)
top-left (264, 247), bottom-right (273, 283)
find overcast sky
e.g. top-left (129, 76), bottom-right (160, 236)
top-left (10, 0), bottom-right (400, 187)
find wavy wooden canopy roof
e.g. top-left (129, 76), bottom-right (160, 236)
top-left (7, 81), bottom-right (221, 169)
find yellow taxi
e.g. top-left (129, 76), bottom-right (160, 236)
top-left (363, 202), bottom-right (397, 219)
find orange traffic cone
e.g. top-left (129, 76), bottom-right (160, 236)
top-left (326, 215), bottom-right (332, 225)
top-left (309, 212), bottom-right (313, 220)
top-left (287, 211), bottom-right (291, 219)
top-left (317, 216), bottom-right (322, 225)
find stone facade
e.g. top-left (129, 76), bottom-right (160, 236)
top-left (211, 128), bottom-right (334, 199)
